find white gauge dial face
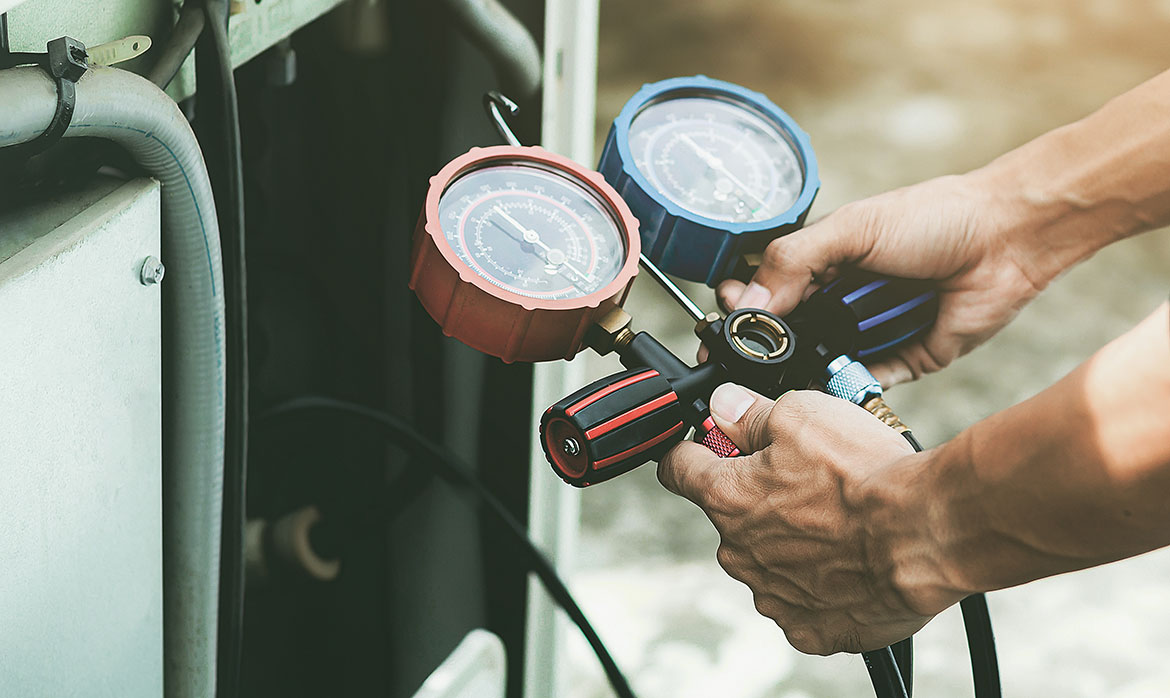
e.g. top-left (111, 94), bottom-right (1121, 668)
top-left (436, 163), bottom-right (628, 300)
top-left (628, 95), bottom-right (805, 223)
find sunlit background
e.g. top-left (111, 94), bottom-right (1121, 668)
top-left (565, 1), bottom-right (1170, 696)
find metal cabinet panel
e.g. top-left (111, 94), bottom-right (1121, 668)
top-left (0, 177), bottom-right (163, 697)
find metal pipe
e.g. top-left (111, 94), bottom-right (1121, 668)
top-left (638, 254), bottom-right (706, 322)
top-left (147, 2), bottom-right (206, 89)
top-left (483, 90), bottom-right (522, 146)
top-left (0, 65), bottom-right (226, 698)
top-left (443, 0), bottom-right (542, 99)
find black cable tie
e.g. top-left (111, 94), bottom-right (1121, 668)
top-left (1, 36), bottom-right (89, 156)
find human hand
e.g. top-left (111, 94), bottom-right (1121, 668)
top-left (717, 173), bottom-right (1052, 386)
top-left (657, 383), bottom-right (967, 654)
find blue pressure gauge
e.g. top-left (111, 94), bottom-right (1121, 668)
top-left (599, 76), bottom-right (820, 286)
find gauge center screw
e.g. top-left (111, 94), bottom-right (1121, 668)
top-left (562, 437), bottom-right (581, 457)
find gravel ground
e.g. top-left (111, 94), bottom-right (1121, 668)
top-left (564, 2), bottom-right (1170, 697)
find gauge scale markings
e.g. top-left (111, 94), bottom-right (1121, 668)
top-left (437, 164), bottom-right (626, 301)
top-left (628, 95), bottom-right (804, 224)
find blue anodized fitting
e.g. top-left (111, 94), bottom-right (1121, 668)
top-left (599, 75), bottom-right (820, 287)
top-left (823, 355), bottom-right (883, 406)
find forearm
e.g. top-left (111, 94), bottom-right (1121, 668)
top-left (907, 303), bottom-right (1170, 602)
top-left (969, 68), bottom-right (1170, 285)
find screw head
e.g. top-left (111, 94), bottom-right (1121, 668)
top-left (140, 256), bottom-right (165, 286)
top-left (562, 437), bottom-right (581, 457)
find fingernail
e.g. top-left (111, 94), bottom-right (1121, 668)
top-left (710, 383), bottom-right (754, 423)
top-left (735, 282), bottom-right (771, 310)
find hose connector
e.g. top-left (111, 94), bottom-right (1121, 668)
top-left (822, 355), bottom-right (882, 406)
top-left (862, 396), bottom-right (909, 433)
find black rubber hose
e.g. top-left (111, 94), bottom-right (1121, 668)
top-left (147, 2), bottom-right (205, 89)
top-left (890, 636), bottom-right (913, 697)
top-left (194, 1), bottom-right (249, 696)
top-left (961, 595), bottom-right (1001, 697)
top-left (254, 396), bottom-right (639, 698)
top-left (902, 429), bottom-right (1001, 698)
top-left (863, 647), bottom-right (909, 698)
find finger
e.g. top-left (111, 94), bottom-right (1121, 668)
top-left (708, 382), bottom-right (775, 455)
top-left (865, 334), bottom-right (956, 388)
top-left (716, 279), bottom-right (747, 313)
top-left (752, 214), bottom-right (875, 316)
top-left (696, 343), bottom-right (709, 364)
top-left (864, 355), bottom-right (915, 389)
top-left (656, 440), bottom-right (726, 506)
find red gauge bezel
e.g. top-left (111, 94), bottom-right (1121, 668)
top-left (410, 145), bottom-right (642, 363)
top-left (422, 146), bottom-right (641, 313)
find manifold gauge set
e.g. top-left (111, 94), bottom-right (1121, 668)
top-left (409, 76), bottom-right (997, 698)
top-left (411, 75), bottom-right (936, 487)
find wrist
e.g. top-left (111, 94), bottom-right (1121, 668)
top-left (962, 138), bottom-right (1111, 289)
top-left (859, 446), bottom-right (976, 616)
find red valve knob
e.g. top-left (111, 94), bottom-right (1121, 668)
top-left (695, 416), bottom-right (742, 458)
top-left (540, 367), bottom-right (742, 486)
top-left (541, 368), bottom-right (686, 486)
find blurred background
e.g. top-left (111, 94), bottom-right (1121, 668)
top-left (566, 1), bottom-right (1170, 697)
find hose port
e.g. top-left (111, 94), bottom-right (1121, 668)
top-left (728, 310), bottom-right (790, 360)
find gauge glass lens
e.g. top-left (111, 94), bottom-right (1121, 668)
top-left (628, 94), bottom-right (805, 223)
top-left (437, 162), bottom-right (628, 300)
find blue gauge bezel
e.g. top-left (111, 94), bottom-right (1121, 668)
top-left (610, 75), bottom-right (820, 239)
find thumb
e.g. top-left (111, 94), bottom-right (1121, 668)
top-left (708, 383), bottom-right (775, 455)
top-left (744, 211), bottom-right (874, 315)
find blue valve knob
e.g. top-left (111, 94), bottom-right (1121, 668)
top-left (599, 76), bottom-right (820, 287)
top-left (801, 272), bottom-right (939, 361)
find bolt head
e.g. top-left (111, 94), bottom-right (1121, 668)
top-left (562, 437), bottom-right (581, 457)
top-left (140, 256), bottom-right (165, 286)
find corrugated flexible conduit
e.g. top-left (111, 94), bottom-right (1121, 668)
top-left (0, 65), bottom-right (226, 698)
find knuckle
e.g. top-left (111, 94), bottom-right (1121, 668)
top-left (784, 626), bottom-right (827, 656)
top-left (654, 456), bottom-right (683, 495)
top-left (751, 593), bottom-right (783, 620)
top-left (703, 476), bottom-right (746, 517)
top-left (833, 629), bottom-right (864, 655)
top-left (762, 237), bottom-right (797, 272)
top-left (715, 545), bottom-right (740, 574)
top-left (770, 390), bottom-right (815, 426)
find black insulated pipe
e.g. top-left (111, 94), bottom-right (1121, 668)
top-left (192, 0), bottom-right (250, 696)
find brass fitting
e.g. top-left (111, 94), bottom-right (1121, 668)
top-left (694, 312), bottom-right (722, 337)
top-left (587, 307), bottom-right (635, 355)
top-left (862, 396), bottom-right (909, 433)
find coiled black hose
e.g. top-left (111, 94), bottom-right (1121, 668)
top-left (255, 396), bottom-right (639, 698)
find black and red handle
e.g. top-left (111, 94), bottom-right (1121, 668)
top-left (540, 368), bottom-right (738, 487)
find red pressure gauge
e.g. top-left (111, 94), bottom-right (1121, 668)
top-left (410, 146), bottom-right (641, 362)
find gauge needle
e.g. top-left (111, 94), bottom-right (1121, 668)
top-left (677, 133), bottom-right (768, 208)
top-left (492, 207), bottom-right (598, 284)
